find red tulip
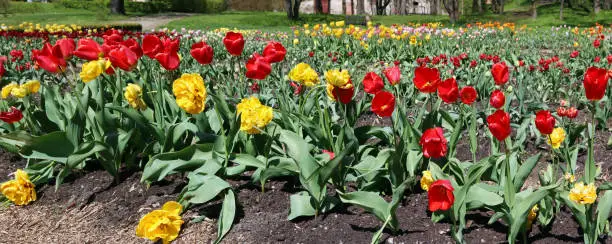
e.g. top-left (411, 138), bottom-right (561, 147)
top-left (594, 56), bottom-right (601, 63)
top-left (583, 67), bottom-right (609, 101)
top-left (262, 41), bottom-right (286, 63)
top-left (309, 51), bottom-right (314, 57)
top-left (371, 91), bottom-right (395, 117)
top-left (413, 66), bottom-right (440, 93)
top-left (487, 110), bottom-right (511, 141)
top-left (0, 107), bottom-right (23, 124)
top-left (557, 107), bottom-right (567, 117)
top-left (245, 53), bottom-right (271, 80)
top-left (567, 107), bottom-right (578, 119)
top-left (74, 38), bottom-right (103, 61)
top-left (437, 78), bottom-right (459, 103)
top-left (122, 38), bottom-right (143, 58)
top-left (290, 81), bottom-right (303, 95)
top-left (593, 39), bottom-right (600, 48)
top-left (108, 46), bottom-right (138, 71)
top-left (154, 38), bottom-right (180, 70)
top-left (428, 179), bottom-right (454, 212)
top-left (223, 31), bottom-right (245, 56)
top-left (459, 86), bottom-right (477, 105)
top-left (0, 56), bottom-right (6, 78)
top-left (142, 35), bottom-right (163, 59)
top-left (330, 83), bottom-right (354, 104)
top-left (52, 38), bottom-right (75, 60)
top-left (191, 41), bottom-right (214, 65)
top-left (491, 62), bottom-right (509, 85)
top-left (322, 149), bottom-right (335, 159)
top-left (384, 65), bottom-right (401, 86)
top-left (250, 82), bottom-right (260, 93)
top-left (420, 127), bottom-right (448, 159)
top-left (35, 43), bottom-right (66, 73)
top-left (469, 60), bottom-right (477, 68)
top-left (607, 55), bottom-right (612, 64)
top-left (570, 51), bottom-right (579, 58)
top-left (535, 110), bottom-right (555, 135)
top-left (362, 72), bottom-right (384, 94)
top-left (489, 89), bottom-right (505, 109)
top-left (9, 50), bottom-right (23, 61)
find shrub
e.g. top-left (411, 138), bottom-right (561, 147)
top-left (171, 0), bottom-right (226, 13)
top-left (126, 0), bottom-right (173, 14)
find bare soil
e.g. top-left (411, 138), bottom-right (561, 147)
top-left (1, 115), bottom-right (611, 243)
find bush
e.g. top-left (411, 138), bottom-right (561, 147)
top-left (171, 0), bottom-right (226, 13)
top-left (126, 0), bottom-right (173, 14)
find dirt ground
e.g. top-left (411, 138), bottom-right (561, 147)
top-left (0, 113), bottom-right (611, 243)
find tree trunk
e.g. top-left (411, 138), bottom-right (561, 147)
top-left (351, 0), bottom-right (355, 14)
top-left (110, 0), bottom-right (125, 15)
top-left (315, 0), bottom-right (323, 13)
top-left (559, 0), bottom-right (564, 20)
top-left (357, 0), bottom-right (365, 14)
top-left (459, 0), bottom-right (463, 14)
top-left (431, 0), bottom-right (438, 14)
top-left (472, 0), bottom-right (479, 14)
top-left (531, 0), bottom-right (537, 18)
top-left (376, 0), bottom-right (391, 14)
top-left (594, 0), bottom-right (600, 13)
top-left (285, 0), bottom-right (301, 19)
top-left (400, 0), bottom-right (407, 14)
top-left (443, 0), bottom-right (459, 23)
top-left (479, 0), bottom-right (483, 13)
top-left (343, 0), bottom-right (347, 14)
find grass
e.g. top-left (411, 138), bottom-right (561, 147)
top-left (0, 1), bottom-right (609, 31)
top-left (0, 2), bottom-right (133, 26)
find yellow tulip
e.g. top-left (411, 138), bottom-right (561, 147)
top-left (569, 182), bottom-right (597, 205)
top-left (547, 127), bottom-right (566, 149)
top-left (172, 73), bottom-right (207, 114)
top-left (236, 96), bottom-right (273, 134)
top-left (124, 84), bottom-right (146, 110)
top-left (420, 171), bottom-right (434, 191)
top-left (136, 201), bottom-right (184, 244)
top-left (1, 169), bottom-right (36, 206)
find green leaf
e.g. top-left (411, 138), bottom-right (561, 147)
top-left (20, 131), bottom-right (75, 163)
top-left (215, 190), bottom-right (236, 244)
top-left (513, 153), bottom-right (541, 192)
top-left (288, 191), bottom-right (317, 220)
top-left (107, 106), bottom-right (164, 142)
top-left (596, 191), bottom-right (612, 234)
top-left (508, 184), bottom-right (559, 243)
top-left (180, 174), bottom-right (231, 205)
top-left (141, 144), bottom-right (215, 183)
top-left (339, 191), bottom-right (389, 223)
top-left (466, 184), bottom-right (503, 209)
top-left (232, 153), bottom-right (266, 168)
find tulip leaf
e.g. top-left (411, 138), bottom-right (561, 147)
top-left (509, 184), bottom-right (559, 243)
top-left (596, 191), bottom-right (612, 234)
top-left (339, 190), bottom-right (389, 224)
top-left (287, 191), bottom-right (317, 220)
top-left (215, 190), bottom-right (236, 244)
top-left (180, 173), bottom-right (231, 205)
top-left (513, 153), bottom-right (541, 192)
top-left (141, 143), bottom-right (216, 183)
top-left (20, 131), bottom-right (75, 163)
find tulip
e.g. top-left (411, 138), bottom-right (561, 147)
top-left (362, 72), bottom-right (384, 94)
top-left (384, 65), bottom-right (401, 86)
top-left (459, 86), bottom-right (477, 105)
top-left (108, 46), bottom-right (138, 71)
top-left (583, 67), bottom-right (609, 101)
top-left (262, 41), bottom-right (286, 63)
top-left (535, 110), bottom-right (555, 135)
top-left (371, 91), bottom-right (395, 117)
top-left (491, 62), bottom-right (509, 85)
top-left (0, 107), bottom-right (23, 123)
top-left (34, 43), bottom-right (66, 73)
top-left (190, 41), bottom-right (214, 65)
top-left (420, 127), bottom-right (448, 159)
top-left (413, 66), bottom-right (440, 93)
top-left (487, 109), bottom-right (511, 141)
top-left (427, 179), bottom-right (454, 212)
top-left (223, 31), bottom-right (245, 56)
top-left (52, 38), bottom-right (75, 60)
top-left (245, 53), bottom-right (271, 80)
top-left (437, 78), bottom-right (459, 103)
top-left (74, 38), bottom-right (103, 61)
top-left (489, 89), bottom-right (505, 109)
top-left (142, 34), bottom-right (163, 59)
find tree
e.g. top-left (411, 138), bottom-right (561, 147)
top-left (343, 0), bottom-right (347, 14)
top-left (356, 0), bottom-right (366, 14)
top-left (376, 0), bottom-right (392, 14)
top-left (472, 0), bottom-right (480, 14)
top-left (594, 0), bottom-right (600, 13)
top-left (442, 0), bottom-right (460, 23)
top-left (110, 0), bottom-right (125, 15)
top-left (531, 0), bottom-right (537, 19)
top-left (285, 0), bottom-right (302, 20)
top-left (559, 0), bottom-right (564, 20)
top-left (314, 0), bottom-right (323, 13)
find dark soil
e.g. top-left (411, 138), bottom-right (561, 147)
top-left (1, 116), bottom-right (611, 243)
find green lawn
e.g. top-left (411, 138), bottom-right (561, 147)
top-left (0, 2), bottom-right (132, 26)
top-left (0, 1), bottom-right (609, 31)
